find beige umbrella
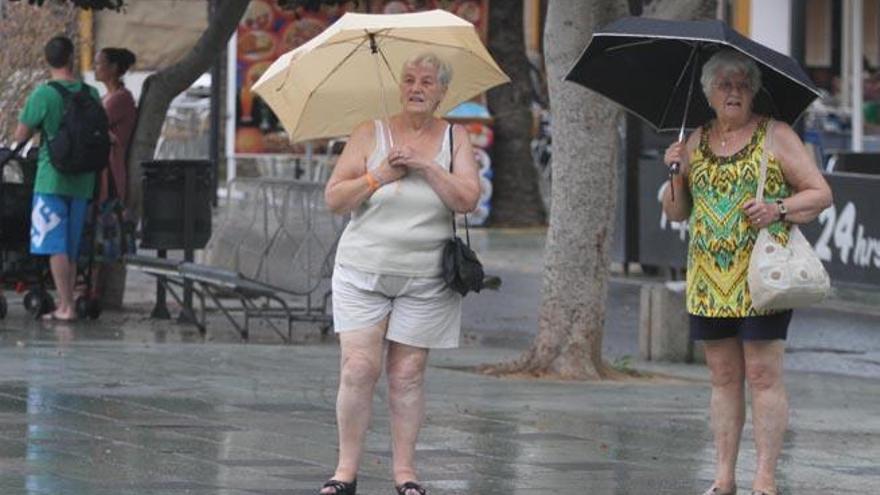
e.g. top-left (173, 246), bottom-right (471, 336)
top-left (251, 9), bottom-right (509, 143)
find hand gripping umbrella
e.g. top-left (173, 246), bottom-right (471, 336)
top-left (565, 17), bottom-right (821, 199)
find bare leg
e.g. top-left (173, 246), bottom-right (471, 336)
top-left (744, 340), bottom-right (787, 495)
top-left (386, 341), bottom-right (429, 493)
top-left (703, 338), bottom-right (746, 493)
top-left (322, 321), bottom-right (387, 493)
top-left (48, 254), bottom-right (76, 320)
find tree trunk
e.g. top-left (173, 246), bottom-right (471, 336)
top-left (483, 0), bottom-right (627, 380)
top-left (481, 0), bottom-right (719, 379)
top-left (102, 0), bottom-right (249, 309)
top-left (485, 0), bottom-right (546, 227)
top-left (643, 0), bottom-right (718, 20)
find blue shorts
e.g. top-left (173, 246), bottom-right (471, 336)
top-left (30, 193), bottom-right (88, 260)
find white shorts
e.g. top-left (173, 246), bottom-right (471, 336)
top-left (331, 264), bottom-right (462, 349)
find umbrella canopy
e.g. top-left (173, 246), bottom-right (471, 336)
top-left (565, 17), bottom-right (822, 133)
top-left (252, 9), bottom-right (509, 143)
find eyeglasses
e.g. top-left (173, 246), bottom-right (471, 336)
top-left (714, 79), bottom-right (753, 93)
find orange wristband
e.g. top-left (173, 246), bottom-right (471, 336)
top-left (365, 171), bottom-right (381, 191)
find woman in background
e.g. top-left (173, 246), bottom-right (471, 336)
top-left (92, 47), bottom-right (137, 302)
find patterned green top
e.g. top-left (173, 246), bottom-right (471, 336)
top-left (686, 118), bottom-right (790, 317)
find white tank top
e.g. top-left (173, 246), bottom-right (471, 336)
top-left (335, 120), bottom-right (453, 276)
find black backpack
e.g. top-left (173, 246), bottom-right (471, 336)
top-left (46, 81), bottom-right (110, 174)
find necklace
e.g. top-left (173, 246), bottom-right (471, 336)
top-left (716, 121), bottom-right (750, 152)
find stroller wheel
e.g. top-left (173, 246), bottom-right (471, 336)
top-left (75, 297), bottom-right (90, 320)
top-left (87, 299), bottom-right (102, 320)
top-left (25, 289), bottom-right (53, 319)
top-left (76, 297), bottom-right (102, 320)
top-left (0, 295), bottom-right (7, 319)
top-left (23, 290), bottom-right (39, 312)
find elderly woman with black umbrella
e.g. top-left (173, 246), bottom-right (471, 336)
top-left (663, 49), bottom-right (832, 495)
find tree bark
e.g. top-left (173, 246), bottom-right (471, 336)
top-left (102, 0), bottom-right (249, 309)
top-left (643, 0), bottom-right (717, 20)
top-left (483, 0), bottom-right (627, 380)
top-left (485, 0), bottom-right (546, 226)
top-left (126, 0), bottom-right (249, 220)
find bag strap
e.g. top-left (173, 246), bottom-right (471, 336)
top-left (756, 119), bottom-right (774, 203)
top-left (48, 81), bottom-right (72, 100)
top-left (447, 123), bottom-right (471, 246)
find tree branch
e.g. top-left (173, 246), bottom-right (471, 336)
top-left (126, 0), bottom-right (250, 218)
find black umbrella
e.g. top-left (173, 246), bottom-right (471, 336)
top-left (565, 17), bottom-right (821, 188)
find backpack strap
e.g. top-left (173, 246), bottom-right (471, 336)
top-left (47, 81), bottom-right (72, 100)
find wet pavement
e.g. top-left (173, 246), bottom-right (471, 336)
top-left (0, 229), bottom-right (877, 494)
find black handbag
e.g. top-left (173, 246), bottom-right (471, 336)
top-left (442, 215), bottom-right (485, 296)
top-left (441, 125), bottom-right (486, 296)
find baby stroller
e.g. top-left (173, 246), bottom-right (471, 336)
top-left (0, 143), bottom-right (122, 320)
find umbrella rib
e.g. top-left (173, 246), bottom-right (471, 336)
top-left (288, 37), bottom-right (375, 138)
top-left (291, 36), bottom-right (371, 94)
top-left (306, 30), bottom-right (477, 55)
top-left (376, 44), bottom-right (400, 86)
top-left (273, 36), bottom-right (371, 93)
top-left (605, 38), bottom-right (695, 52)
top-left (376, 33), bottom-right (484, 52)
top-left (658, 43), bottom-right (699, 130)
top-left (316, 28), bottom-right (395, 49)
top-left (593, 32), bottom-right (822, 98)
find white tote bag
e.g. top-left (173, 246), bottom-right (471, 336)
top-left (748, 122), bottom-right (830, 311)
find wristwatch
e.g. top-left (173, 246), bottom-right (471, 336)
top-left (775, 198), bottom-right (788, 221)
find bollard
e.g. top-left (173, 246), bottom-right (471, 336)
top-left (639, 282), bottom-right (703, 363)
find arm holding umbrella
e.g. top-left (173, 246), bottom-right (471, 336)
top-left (325, 121), bottom-right (408, 215)
top-left (662, 129), bottom-right (699, 221)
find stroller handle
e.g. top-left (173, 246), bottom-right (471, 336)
top-left (0, 141), bottom-right (28, 168)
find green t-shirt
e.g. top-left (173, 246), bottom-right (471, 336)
top-left (18, 80), bottom-right (99, 199)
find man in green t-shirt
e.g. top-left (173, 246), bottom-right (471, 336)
top-left (12, 36), bottom-right (99, 321)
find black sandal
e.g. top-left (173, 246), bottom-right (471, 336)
top-left (395, 480), bottom-right (427, 495)
top-left (318, 478), bottom-right (357, 495)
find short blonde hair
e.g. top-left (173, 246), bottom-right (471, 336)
top-left (701, 49), bottom-right (761, 98)
top-left (401, 52), bottom-right (453, 87)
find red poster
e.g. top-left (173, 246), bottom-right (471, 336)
top-left (234, 0), bottom-right (489, 153)
top-left (368, 0), bottom-right (489, 41)
top-left (235, 0), bottom-right (360, 154)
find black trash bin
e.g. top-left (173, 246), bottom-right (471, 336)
top-left (141, 160), bottom-right (212, 250)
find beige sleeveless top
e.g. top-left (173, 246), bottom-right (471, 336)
top-left (335, 120), bottom-right (453, 276)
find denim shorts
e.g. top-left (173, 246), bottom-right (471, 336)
top-left (30, 193), bottom-right (88, 260)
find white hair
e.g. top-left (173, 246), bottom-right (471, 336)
top-left (700, 49), bottom-right (761, 98)
top-left (401, 52), bottom-right (453, 87)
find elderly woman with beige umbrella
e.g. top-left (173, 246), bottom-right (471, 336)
top-left (251, 10), bottom-right (508, 495)
top-left (321, 50), bottom-right (480, 495)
